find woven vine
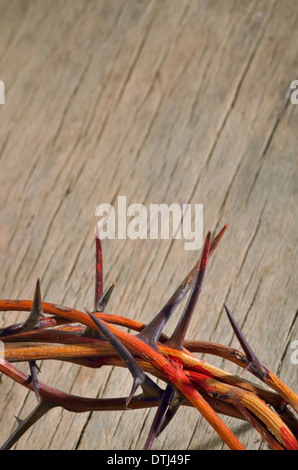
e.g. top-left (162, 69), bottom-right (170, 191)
top-left (0, 225), bottom-right (297, 450)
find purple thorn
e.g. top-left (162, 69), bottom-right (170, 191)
top-left (22, 279), bottom-right (44, 332)
top-left (138, 226), bottom-right (225, 350)
top-left (144, 385), bottom-right (175, 449)
top-left (224, 304), bottom-right (267, 378)
top-left (165, 232), bottom-right (211, 350)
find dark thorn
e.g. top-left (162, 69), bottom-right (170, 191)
top-left (136, 260), bottom-right (200, 349)
top-left (143, 385), bottom-right (175, 450)
top-left (1, 400), bottom-right (57, 450)
top-left (138, 226), bottom-right (226, 349)
top-left (126, 377), bottom-right (143, 407)
top-left (156, 388), bottom-right (186, 437)
top-left (86, 310), bottom-right (162, 402)
top-left (224, 304), bottom-right (267, 379)
top-left (0, 280), bottom-right (44, 338)
top-left (29, 361), bottom-right (40, 402)
top-left (136, 305), bottom-right (174, 350)
top-left (95, 226), bottom-right (103, 309)
top-left (165, 232), bottom-right (211, 350)
top-left (22, 279), bottom-right (44, 332)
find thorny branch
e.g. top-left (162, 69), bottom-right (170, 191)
top-left (0, 225), bottom-right (297, 450)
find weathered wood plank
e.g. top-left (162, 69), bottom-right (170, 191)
top-left (0, 0), bottom-right (297, 450)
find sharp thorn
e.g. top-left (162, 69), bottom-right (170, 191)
top-left (86, 310), bottom-right (162, 401)
top-left (156, 388), bottom-right (185, 437)
top-left (165, 232), bottom-right (211, 350)
top-left (224, 304), bottom-right (267, 379)
top-left (143, 385), bottom-right (175, 450)
top-left (126, 377), bottom-right (143, 407)
top-left (1, 400), bottom-right (57, 450)
top-left (0, 279), bottom-right (44, 338)
top-left (136, 305), bottom-right (172, 350)
top-left (136, 258), bottom-right (201, 349)
top-left (22, 279), bottom-right (44, 332)
top-left (138, 226), bottom-right (226, 350)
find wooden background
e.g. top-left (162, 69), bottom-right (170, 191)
top-left (0, 0), bottom-right (297, 450)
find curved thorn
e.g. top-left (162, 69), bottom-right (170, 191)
top-left (224, 304), bottom-right (267, 379)
top-left (165, 232), bottom-right (211, 350)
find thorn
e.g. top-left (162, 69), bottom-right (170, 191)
top-left (143, 385), bottom-right (175, 449)
top-left (165, 232), bottom-right (211, 350)
top-left (224, 304), bottom-right (267, 379)
top-left (136, 258), bottom-right (200, 349)
top-left (95, 225), bottom-right (103, 309)
top-left (86, 310), bottom-right (162, 403)
top-left (1, 400), bottom-right (57, 450)
top-left (22, 279), bottom-right (44, 332)
top-left (126, 377), bottom-right (143, 407)
top-left (156, 388), bottom-right (185, 437)
top-left (0, 280), bottom-right (44, 338)
top-left (138, 226), bottom-right (227, 349)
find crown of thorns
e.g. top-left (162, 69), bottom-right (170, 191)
top-left (0, 224), bottom-right (297, 450)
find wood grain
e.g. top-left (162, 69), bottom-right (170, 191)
top-left (0, 0), bottom-right (297, 450)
